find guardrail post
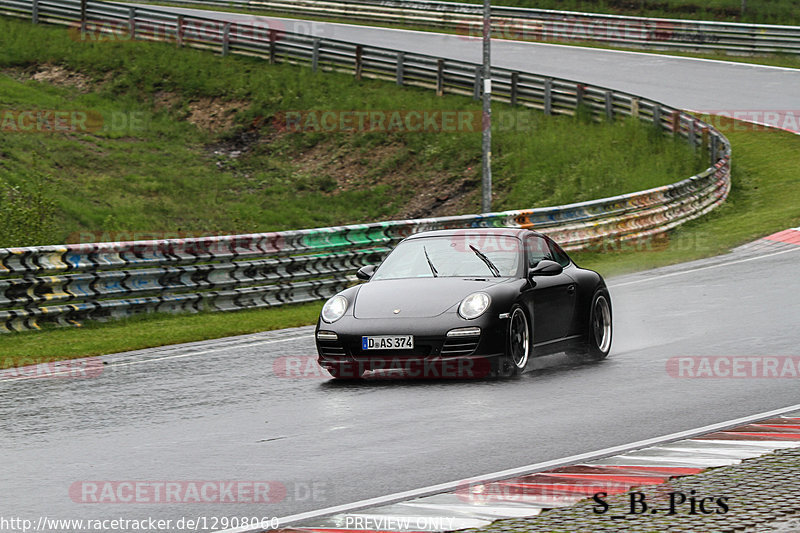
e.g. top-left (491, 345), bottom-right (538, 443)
top-left (436, 59), bottom-right (444, 96)
top-left (473, 66), bottom-right (481, 100)
top-left (711, 134), bottom-right (719, 164)
top-left (80, 0), bottom-right (87, 35)
top-left (576, 84), bottom-right (585, 109)
top-left (671, 110), bottom-right (681, 136)
top-left (396, 52), bottom-right (404, 85)
top-left (222, 23), bottom-right (230, 56)
top-left (653, 105), bottom-right (662, 129)
top-left (510, 72), bottom-right (518, 107)
top-left (631, 97), bottom-right (640, 118)
top-left (176, 15), bottom-right (184, 47)
top-left (701, 126), bottom-right (709, 155)
top-left (269, 29), bottom-right (277, 64)
top-left (688, 118), bottom-right (696, 148)
top-left (355, 45), bottom-right (363, 81)
top-left (128, 7), bottom-right (136, 41)
top-left (31, 0), bottom-right (38, 24)
top-left (312, 39), bottom-right (320, 72)
top-left (604, 91), bottom-right (613, 121)
top-left (544, 77), bottom-right (552, 115)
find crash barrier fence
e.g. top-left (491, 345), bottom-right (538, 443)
top-left (0, 0), bottom-right (731, 333)
top-left (113, 0), bottom-right (800, 55)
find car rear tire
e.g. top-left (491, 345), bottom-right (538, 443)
top-left (496, 305), bottom-right (530, 377)
top-left (585, 289), bottom-right (612, 360)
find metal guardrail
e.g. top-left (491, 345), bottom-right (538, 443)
top-left (0, 0), bottom-right (731, 333)
top-left (126, 0), bottom-right (800, 55)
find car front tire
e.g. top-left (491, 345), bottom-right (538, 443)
top-left (496, 305), bottom-right (530, 377)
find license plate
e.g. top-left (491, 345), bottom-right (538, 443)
top-left (362, 335), bottom-right (414, 350)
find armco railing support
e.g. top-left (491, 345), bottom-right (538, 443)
top-left (176, 15), bottom-right (184, 47)
top-left (0, 0), bottom-right (732, 334)
top-left (222, 22), bottom-right (230, 56)
top-left (396, 52), bottom-right (404, 85)
top-left (312, 39), bottom-right (320, 72)
top-left (510, 72), bottom-right (518, 107)
top-left (128, 7), bottom-right (136, 40)
top-left (544, 78), bottom-right (552, 115)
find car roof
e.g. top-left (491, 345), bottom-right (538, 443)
top-left (404, 227), bottom-right (543, 240)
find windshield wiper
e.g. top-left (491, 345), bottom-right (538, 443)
top-left (469, 244), bottom-right (500, 277)
top-left (423, 246), bottom-right (439, 277)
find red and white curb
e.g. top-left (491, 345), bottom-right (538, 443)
top-left (763, 226), bottom-right (800, 246)
top-left (277, 411), bottom-right (800, 533)
top-left (735, 226), bottom-right (800, 254)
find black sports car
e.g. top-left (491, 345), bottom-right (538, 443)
top-left (315, 228), bottom-right (612, 379)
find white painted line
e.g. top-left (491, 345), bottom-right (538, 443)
top-left (610, 244), bottom-right (800, 289)
top-left (0, 334), bottom-right (311, 383)
top-left (212, 403), bottom-right (800, 533)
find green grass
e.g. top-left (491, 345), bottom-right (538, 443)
top-left (572, 124), bottom-right (800, 275)
top-left (0, 302), bottom-right (323, 367)
top-left (0, 17), bottom-right (703, 247)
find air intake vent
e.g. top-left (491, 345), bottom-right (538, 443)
top-left (441, 338), bottom-right (480, 357)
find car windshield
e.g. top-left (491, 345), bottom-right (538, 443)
top-left (373, 235), bottom-right (521, 280)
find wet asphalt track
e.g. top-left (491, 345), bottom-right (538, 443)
top-left (127, 4), bottom-right (800, 132)
top-left (3, 7), bottom-right (800, 529)
top-left (2, 244), bottom-right (799, 526)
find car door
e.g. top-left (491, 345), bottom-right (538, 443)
top-left (521, 234), bottom-right (577, 343)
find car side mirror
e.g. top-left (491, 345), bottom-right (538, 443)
top-left (356, 264), bottom-right (377, 281)
top-left (528, 259), bottom-right (563, 277)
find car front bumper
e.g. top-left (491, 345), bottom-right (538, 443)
top-left (315, 313), bottom-right (507, 377)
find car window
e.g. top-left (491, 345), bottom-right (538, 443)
top-left (547, 238), bottom-right (571, 268)
top-left (373, 235), bottom-right (522, 280)
top-left (525, 235), bottom-right (553, 268)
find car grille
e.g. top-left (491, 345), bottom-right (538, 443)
top-left (318, 342), bottom-right (347, 358)
top-left (440, 337), bottom-right (480, 357)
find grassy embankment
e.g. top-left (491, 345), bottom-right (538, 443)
top-left (0, 18), bottom-right (797, 364)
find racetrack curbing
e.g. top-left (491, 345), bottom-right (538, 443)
top-left (281, 412), bottom-right (800, 533)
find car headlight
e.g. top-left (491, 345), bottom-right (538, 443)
top-left (321, 294), bottom-right (348, 323)
top-left (458, 292), bottom-right (490, 320)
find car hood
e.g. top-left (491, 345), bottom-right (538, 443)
top-left (353, 278), bottom-right (506, 319)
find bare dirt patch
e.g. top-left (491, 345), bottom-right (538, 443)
top-left (185, 97), bottom-right (249, 133)
top-left (286, 138), bottom-right (481, 218)
top-left (3, 64), bottom-right (99, 92)
top-left (4, 63), bottom-right (482, 218)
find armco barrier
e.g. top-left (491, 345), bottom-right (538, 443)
top-left (0, 0), bottom-right (730, 333)
top-left (121, 0), bottom-right (800, 56)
